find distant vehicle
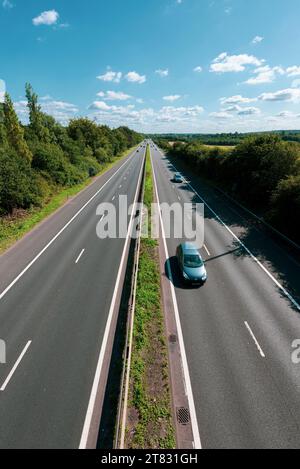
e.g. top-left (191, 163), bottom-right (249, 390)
top-left (173, 173), bottom-right (183, 183)
top-left (176, 243), bottom-right (207, 285)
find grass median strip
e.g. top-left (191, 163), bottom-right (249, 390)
top-left (125, 145), bottom-right (175, 449)
top-left (0, 147), bottom-right (135, 254)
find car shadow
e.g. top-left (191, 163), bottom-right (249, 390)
top-left (165, 256), bottom-right (202, 290)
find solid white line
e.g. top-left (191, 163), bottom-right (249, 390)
top-left (150, 148), bottom-right (202, 449)
top-left (161, 152), bottom-right (300, 312)
top-left (112, 196), bottom-right (116, 201)
top-left (0, 151), bottom-right (137, 302)
top-left (0, 341), bottom-right (32, 391)
top-left (244, 321), bottom-right (266, 358)
top-left (75, 249), bottom-right (85, 264)
top-left (203, 244), bottom-right (211, 257)
top-left (79, 150), bottom-right (145, 449)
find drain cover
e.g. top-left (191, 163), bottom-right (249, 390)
top-left (176, 407), bottom-right (190, 425)
top-left (169, 334), bottom-right (177, 343)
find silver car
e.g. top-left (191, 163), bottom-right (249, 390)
top-left (173, 173), bottom-right (183, 183)
top-left (176, 243), bottom-right (207, 285)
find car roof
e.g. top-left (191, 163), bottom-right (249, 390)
top-left (181, 242), bottom-right (199, 252)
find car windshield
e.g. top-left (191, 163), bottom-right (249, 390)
top-left (184, 253), bottom-right (203, 268)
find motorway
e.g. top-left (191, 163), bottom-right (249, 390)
top-left (150, 144), bottom-right (300, 449)
top-left (0, 146), bottom-right (145, 448)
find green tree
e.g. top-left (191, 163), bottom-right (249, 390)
top-left (25, 83), bottom-right (50, 143)
top-left (269, 175), bottom-right (300, 242)
top-left (0, 147), bottom-right (40, 213)
top-left (230, 135), bottom-right (299, 205)
top-left (3, 93), bottom-right (32, 162)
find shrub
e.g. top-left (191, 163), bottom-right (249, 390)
top-left (0, 148), bottom-right (41, 214)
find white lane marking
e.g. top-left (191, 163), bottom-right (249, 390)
top-left (203, 244), bottom-right (211, 257)
top-left (0, 341), bottom-right (32, 391)
top-left (112, 196), bottom-right (116, 201)
top-left (79, 153), bottom-right (145, 449)
top-left (75, 249), bottom-right (85, 264)
top-left (244, 321), bottom-right (266, 358)
top-left (0, 151), bottom-right (137, 302)
top-left (150, 149), bottom-right (202, 450)
top-left (178, 195), bottom-right (181, 201)
top-left (161, 153), bottom-right (300, 312)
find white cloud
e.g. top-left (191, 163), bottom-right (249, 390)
top-left (0, 79), bottom-right (5, 103)
top-left (155, 69), bottom-right (169, 77)
top-left (163, 95), bottom-right (181, 102)
top-left (193, 66), bottom-right (203, 73)
top-left (276, 111), bottom-right (298, 118)
top-left (97, 91), bottom-right (132, 101)
top-left (220, 95), bottom-right (257, 105)
top-left (88, 103), bottom-right (204, 132)
top-left (210, 52), bottom-right (263, 73)
top-left (259, 88), bottom-right (300, 102)
top-left (2, 0), bottom-right (13, 9)
top-left (89, 101), bottom-right (112, 111)
top-left (245, 65), bottom-right (284, 85)
top-left (237, 106), bottom-right (261, 116)
top-left (220, 102), bottom-right (261, 116)
top-left (33, 10), bottom-right (59, 26)
top-left (210, 111), bottom-right (233, 120)
top-left (286, 66), bottom-right (300, 77)
top-left (292, 79), bottom-right (300, 88)
top-left (14, 98), bottom-right (78, 124)
top-left (252, 36), bottom-right (264, 44)
top-left (125, 71), bottom-right (146, 84)
top-left (223, 105), bottom-right (242, 112)
top-left (97, 70), bottom-right (122, 83)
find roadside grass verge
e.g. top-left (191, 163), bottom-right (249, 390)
top-left (125, 145), bottom-right (175, 449)
top-left (0, 147), bottom-right (136, 254)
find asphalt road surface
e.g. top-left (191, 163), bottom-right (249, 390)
top-left (151, 144), bottom-right (300, 449)
top-left (0, 146), bottom-right (145, 449)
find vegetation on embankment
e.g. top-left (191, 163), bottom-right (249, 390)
top-left (0, 83), bottom-right (142, 252)
top-left (0, 147), bottom-right (135, 253)
top-left (156, 136), bottom-right (300, 244)
top-left (125, 145), bottom-right (175, 449)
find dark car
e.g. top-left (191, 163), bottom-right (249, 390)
top-left (176, 243), bottom-right (207, 285)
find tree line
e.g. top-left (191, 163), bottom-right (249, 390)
top-left (158, 136), bottom-right (300, 244)
top-left (151, 130), bottom-right (300, 146)
top-left (0, 84), bottom-right (142, 216)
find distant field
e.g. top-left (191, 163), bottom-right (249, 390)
top-left (168, 141), bottom-right (235, 151)
top-left (203, 144), bottom-right (235, 151)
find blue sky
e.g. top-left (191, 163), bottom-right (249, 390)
top-left (1, 0), bottom-right (300, 133)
